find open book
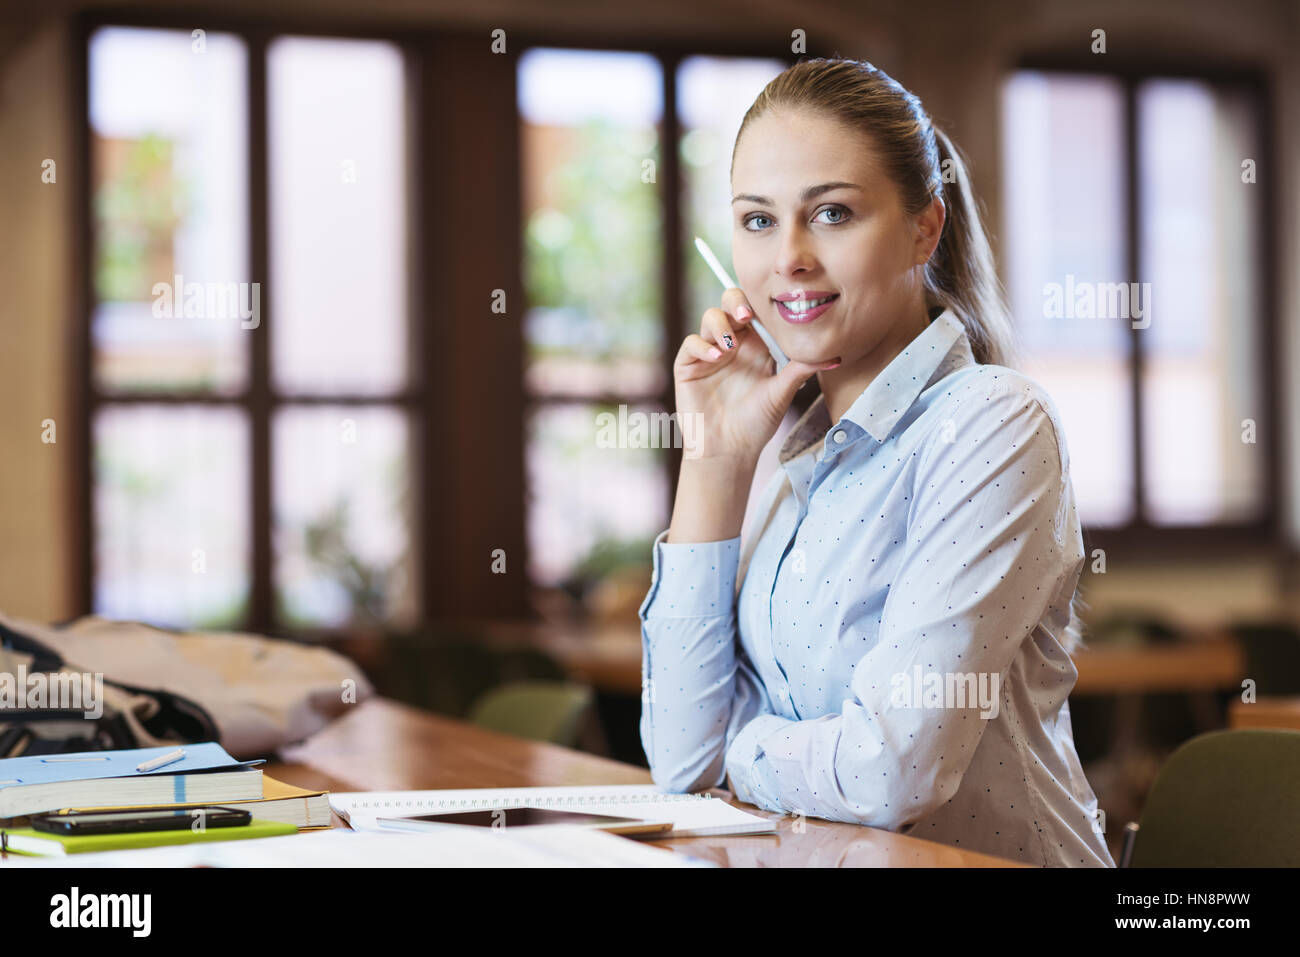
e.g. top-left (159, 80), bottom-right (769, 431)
top-left (329, 785), bottom-right (777, 838)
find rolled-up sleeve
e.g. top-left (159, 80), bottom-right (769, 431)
top-left (638, 530), bottom-right (775, 793)
top-left (718, 384), bottom-right (1079, 827)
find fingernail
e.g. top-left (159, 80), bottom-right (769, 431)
top-left (708, 347), bottom-right (722, 359)
top-left (735, 306), bottom-right (753, 321)
top-left (722, 334), bottom-right (734, 350)
top-left (821, 358), bottom-right (842, 370)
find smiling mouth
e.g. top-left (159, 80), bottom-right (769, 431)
top-left (773, 294), bottom-right (839, 323)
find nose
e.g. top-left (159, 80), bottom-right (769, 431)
top-left (773, 221), bottom-right (818, 278)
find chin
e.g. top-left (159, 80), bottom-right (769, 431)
top-left (781, 335), bottom-right (838, 364)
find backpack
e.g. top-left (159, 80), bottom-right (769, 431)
top-left (0, 612), bottom-right (373, 759)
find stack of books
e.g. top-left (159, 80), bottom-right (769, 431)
top-left (0, 742), bottom-right (330, 857)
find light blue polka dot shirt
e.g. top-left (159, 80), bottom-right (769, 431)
top-left (638, 308), bottom-right (1115, 867)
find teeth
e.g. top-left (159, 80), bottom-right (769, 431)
top-left (782, 296), bottom-right (834, 313)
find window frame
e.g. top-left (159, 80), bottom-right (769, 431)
top-left (1009, 54), bottom-right (1283, 561)
top-left (72, 12), bottom-right (436, 637)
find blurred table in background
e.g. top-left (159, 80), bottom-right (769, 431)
top-left (475, 619), bottom-right (1247, 698)
top-left (1071, 632), bottom-right (1244, 695)
top-left (1228, 696), bottom-right (1300, 731)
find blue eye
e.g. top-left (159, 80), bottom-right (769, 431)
top-left (816, 205), bottom-right (851, 225)
top-left (741, 205), bottom-right (851, 231)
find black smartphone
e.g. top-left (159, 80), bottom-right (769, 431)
top-left (30, 806), bottom-right (252, 835)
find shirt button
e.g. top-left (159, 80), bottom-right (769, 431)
top-left (833, 429), bottom-right (848, 443)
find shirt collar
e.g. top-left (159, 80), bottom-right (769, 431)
top-left (778, 308), bottom-right (974, 464)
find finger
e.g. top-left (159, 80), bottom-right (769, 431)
top-left (700, 306), bottom-right (741, 355)
top-left (731, 323), bottom-right (777, 376)
top-left (720, 286), bottom-right (757, 325)
top-left (673, 334), bottom-right (725, 378)
top-left (763, 355), bottom-right (841, 411)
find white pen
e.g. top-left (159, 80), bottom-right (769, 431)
top-left (693, 236), bottom-right (790, 373)
top-left (135, 747), bottom-right (186, 773)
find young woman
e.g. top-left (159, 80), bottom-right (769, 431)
top-left (638, 58), bottom-right (1115, 867)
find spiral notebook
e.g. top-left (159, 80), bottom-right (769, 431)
top-left (329, 785), bottom-right (777, 838)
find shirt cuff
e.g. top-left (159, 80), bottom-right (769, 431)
top-left (725, 713), bottom-right (794, 812)
top-left (638, 528), bottom-right (742, 620)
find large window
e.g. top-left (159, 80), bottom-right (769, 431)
top-left (87, 26), bottom-right (417, 632)
top-left (1001, 65), bottom-right (1276, 549)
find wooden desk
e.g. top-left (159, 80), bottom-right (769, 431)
top-left (270, 697), bottom-right (1024, 867)
top-left (1228, 696), bottom-right (1300, 731)
top-left (1071, 637), bottom-right (1245, 695)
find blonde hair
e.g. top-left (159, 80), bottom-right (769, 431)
top-left (732, 57), bottom-right (1021, 370)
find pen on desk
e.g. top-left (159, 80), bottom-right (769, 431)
top-left (693, 236), bottom-right (789, 373)
top-left (136, 747), bottom-right (186, 773)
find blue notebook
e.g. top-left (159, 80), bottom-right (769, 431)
top-left (0, 743), bottom-right (264, 819)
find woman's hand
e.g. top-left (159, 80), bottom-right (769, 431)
top-left (674, 287), bottom-right (840, 466)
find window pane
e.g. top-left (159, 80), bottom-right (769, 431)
top-left (90, 27), bottom-right (249, 394)
top-left (94, 406), bottom-right (249, 627)
top-left (269, 38), bottom-right (407, 395)
top-left (1002, 71), bottom-right (1133, 526)
top-left (1137, 79), bottom-right (1265, 524)
top-left (678, 56), bottom-right (786, 331)
top-left (273, 406), bottom-right (416, 629)
top-left (519, 49), bottom-right (664, 398)
top-left (526, 402), bottom-right (668, 588)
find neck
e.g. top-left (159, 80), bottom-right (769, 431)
top-left (818, 301), bottom-right (932, 424)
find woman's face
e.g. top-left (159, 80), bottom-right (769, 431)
top-left (730, 108), bottom-right (942, 366)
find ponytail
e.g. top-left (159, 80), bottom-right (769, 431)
top-left (927, 127), bottom-right (1021, 369)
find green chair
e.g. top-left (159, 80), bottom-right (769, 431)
top-left (384, 630), bottom-right (501, 718)
top-left (1121, 729), bottom-right (1300, 867)
top-left (467, 680), bottom-right (595, 748)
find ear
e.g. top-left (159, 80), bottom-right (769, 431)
top-left (913, 195), bottom-right (946, 266)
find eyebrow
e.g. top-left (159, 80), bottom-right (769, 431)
top-left (731, 181), bottom-right (863, 205)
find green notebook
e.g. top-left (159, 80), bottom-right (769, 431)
top-left (1, 818), bottom-right (299, 857)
